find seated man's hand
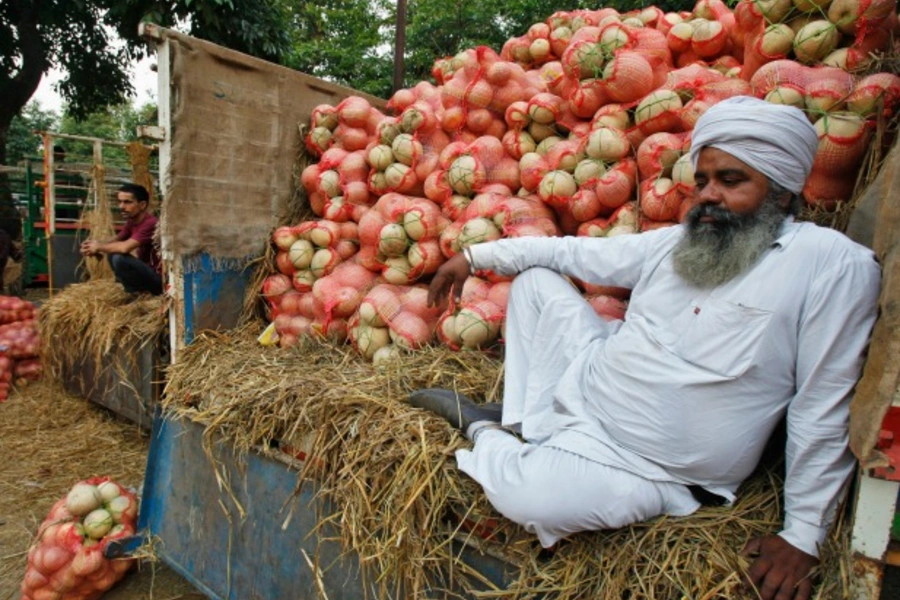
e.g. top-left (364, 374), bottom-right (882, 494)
top-left (742, 535), bottom-right (818, 600)
top-left (80, 240), bottom-right (99, 257)
top-left (427, 253), bottom-right (471, 308)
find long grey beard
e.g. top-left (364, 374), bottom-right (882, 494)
top-left (672, 199), bottom-right (787, 288)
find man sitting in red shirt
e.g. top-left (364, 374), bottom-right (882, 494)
top-left (80, 183), bottom-right (162, 295)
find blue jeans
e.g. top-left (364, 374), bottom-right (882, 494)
top-left (108, 253), bottom-right (162, 295)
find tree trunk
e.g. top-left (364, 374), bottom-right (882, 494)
top-left (0, 1), bottom-right (47, 240)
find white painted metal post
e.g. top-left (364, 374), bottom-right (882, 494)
top-left (141, 23), bottom-right (182, 363)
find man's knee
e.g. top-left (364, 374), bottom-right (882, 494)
top-left (509, 267), bottom-right (585, 314)
top-left (108, 253), bottom-right (126, 268)
top-left (487, 480), bottom-right (585, 536)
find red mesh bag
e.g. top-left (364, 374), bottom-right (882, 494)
top-left (437, 277), bottom-right (509, 350)
top-left (602, 50), bottom-right (656, 104)
top-left (741, 22), bottom-right (793, 82)
top-left (537, 61), bottom-right (568, 97)
top-left (272, 290), bottom-right (317, 348)
top-left (829, 0), bottom-right (897, 36)
top-left (0, 320), bottom-right (40, 361)
top-left (440, 48), bottom-right (543, 139)
top-left (847, 73), bottom-right (900, 118)
top-left (637, 132), bottom-right (688, 181)
top-left (633, 88), bottom-right (685, 140)
top-left (297, 260), bottom-right (383, 345)
top-left (592, 158), bottom-right (638, 216)
top-left (576, 202), bottom-right (639, 238)
top-left (628, 26), bottom-right (673, 87)
top-left (804, 112), bottom-right (872, 210)
top-left (20, 478), bottom-right (138, 600)
top-left (349, 284), bottom-right (443, 360)
top-left (518, 152), bottom-right (550, 193)
top-left (640, 177), bottom-right (685, 223)
top-left (305, 104), bottom-right (339, 157)
top-left (388, 81), bottom-right (442, 116)
top-left (433, 136), bottom-right (521, 202)
top-left (439, 193), bottom-right (560, 259)
top-left (0, 354), bottom-right (12, 401)
top-left (357, 193), bottom-right (448, 284)
top-left (750, 61), bottom-right (856, 118)
top-left (501, 129), bottom-right (538, 160)
top-left (272, 220), bottom-right (359, 294)
top-left (833, 10), bottom-right (898, 70)
top-left (262, 273), bottom-right (294, 318)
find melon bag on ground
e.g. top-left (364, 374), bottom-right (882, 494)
top-left (20, 478), bottom-right (138, 600)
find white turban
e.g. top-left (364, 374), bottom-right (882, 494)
top-left (688, 96), bottom-right (819, 194)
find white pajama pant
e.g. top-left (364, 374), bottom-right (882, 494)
top-left (455, 268), bottom-right (700, 547)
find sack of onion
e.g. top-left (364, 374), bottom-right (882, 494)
top-left (19, 478), bottom-right (139, 600)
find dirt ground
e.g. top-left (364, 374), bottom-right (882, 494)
top-left (0, 379), bottom-right (201, 600)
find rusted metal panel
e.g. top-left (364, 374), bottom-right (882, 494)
top-left (874, 406), bottom-right (900, 482)
top-left (63, 339), bottom-right (162, 430)
top-left (852, 553), bottom-right (884, 600)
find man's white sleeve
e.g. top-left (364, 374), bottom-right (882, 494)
top-left (467, 231), bottom-right (673, 289)
top-left (781, 252), bottom-right (880, 556)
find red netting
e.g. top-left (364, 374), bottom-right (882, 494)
top-left (576, 202), bottom-right (639, 238)
top-left (357, 193), bottom-right (449, 284)
top-left (437, 277), bottom-right (508, 350)
top-left (440, 192), bottom-right (560, 258)
top-left (640, 177), bottom-right (686, 223)
top-left (805, 112), bottom-right (873, 210)
top-left (311, 260), bottom-right (380, 332)
top-left (637, 132), bottom-right (689, 181)
top-left (847, 73), bottom-right (900, 118)
top-left (350, 284), bottom-right (443, 357)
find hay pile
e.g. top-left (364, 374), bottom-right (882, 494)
top-left (38, 279), bottom-right (168, 389)
top-left (80, 164), bottom-right (116, 281)
top-left (163, 327), bottom-right (852, 599)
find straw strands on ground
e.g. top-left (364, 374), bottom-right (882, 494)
top-left (163, 327), bottom-right (852, 599)
top-left (38, 280), bottom-right (168, 388)
top-left (0, 381), bottom-right (149, 597)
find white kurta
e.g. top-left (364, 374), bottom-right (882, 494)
top-left (464, 219), bottom-right (880, 556)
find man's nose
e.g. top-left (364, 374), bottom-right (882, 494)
top-left (695, 182), bottom-right (722, 204)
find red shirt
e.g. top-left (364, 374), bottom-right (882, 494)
top-left (116, 214), bottom-right (161, 274)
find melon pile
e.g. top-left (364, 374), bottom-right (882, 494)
top-left (263, 0), bottom-right (900, 359)
top-left (19, 478), bottom-right (139, 600)
top-left (0, 296), bottom-right (42, 400)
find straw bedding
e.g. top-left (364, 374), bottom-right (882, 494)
top-left (38, 279), bottom-right (168, 391)
top-left (162, 328), bottom-right (853, 599)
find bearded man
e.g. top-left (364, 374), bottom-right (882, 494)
top-left (411, 96), bottom-right (881, 600)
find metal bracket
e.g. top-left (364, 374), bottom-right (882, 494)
top-left (103, 534), bottom-right (144, 559)
top-left (873, 406), bottom-right (900, 482)
top-left (137, 125), bottom-right (166, 141)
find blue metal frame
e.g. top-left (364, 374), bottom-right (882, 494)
top-left (182, 255), bottom-right (250, 343)
top-left (138, 414), bottom-right (519, 598)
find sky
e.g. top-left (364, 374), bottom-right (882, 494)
top-left (31, 55), bottom-right (159, 114)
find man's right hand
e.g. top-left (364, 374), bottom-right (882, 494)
top-left (80, 240), bottom-right (99, 257)
top-left (427, 253), bottom-right (471, 308)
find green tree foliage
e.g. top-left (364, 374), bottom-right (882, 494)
top-left (283, 0), bottom-right (396, 99)
top-left (283, 0), bottom-right (689, 99)
top-left (104, 0), bottom-right (292, 63)
top-left (6, 103), bottom-right (58, 165)
top-left (1, 0), bottom-right (292, 168)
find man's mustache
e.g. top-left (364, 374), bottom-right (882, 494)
top-left (686, 203), bottom-right (746, 229)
